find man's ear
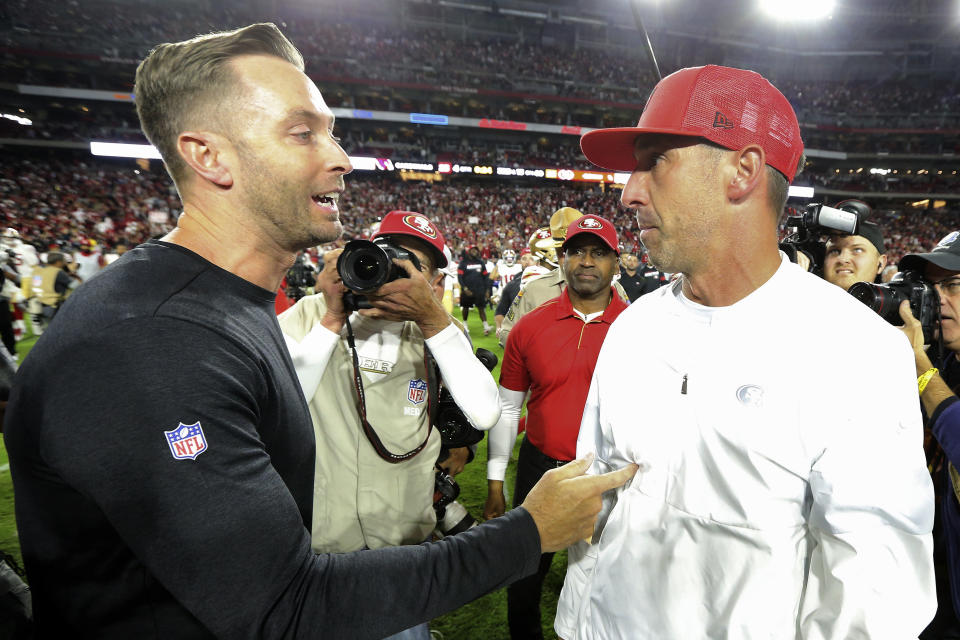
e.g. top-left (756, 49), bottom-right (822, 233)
top-left (877, 253), bottom-right (889, 275)
top-left (177, 131), bottom-right (234, 188)
top-left (726, 145), bottom-right (765, 202)
top-left (430, 271), bottom-right (445, 299)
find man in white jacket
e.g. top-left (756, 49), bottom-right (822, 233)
top-left (554, 65), bottom-right (936, 640)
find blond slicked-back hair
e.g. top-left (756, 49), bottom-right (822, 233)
top-left (134, 23), bottom-right (303, 188)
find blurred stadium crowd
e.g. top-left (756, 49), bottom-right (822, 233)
top-left (1, 0), bottom-right (958, 279)
top-left (2, 155), bottom-right (958, 268)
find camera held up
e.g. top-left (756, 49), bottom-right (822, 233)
top-left (435, 348), bottom-right (498, 450)
top-left (284, 252), bottom-right (317, 302)
top-left (848, 271), bottom-right (940, 344)
top-left (779, 202), bottom-right (862, 276)
top-left (433, 469), bottom-right (478, 537)
top-left (432, 348), bottom-right (498, 537)
top-left (337, 238), bottom-right (422, 311)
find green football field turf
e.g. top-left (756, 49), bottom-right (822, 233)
top-left (0, 307), bottom-right (563, 639)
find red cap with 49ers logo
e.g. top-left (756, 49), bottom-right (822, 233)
top-left (580, 65), bottom-right (803, 183)
top-left (373, 210), bottom-right (448, 268)
top-left (562, 214), bottom-right (619, 255)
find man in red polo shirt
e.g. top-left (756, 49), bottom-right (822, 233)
top-left (484, 214), bottom-right (628, 639)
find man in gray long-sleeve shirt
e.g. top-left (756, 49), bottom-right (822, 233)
top-left (2, 23), bottom-right (636, 639)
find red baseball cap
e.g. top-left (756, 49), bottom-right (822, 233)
top-left (562, 214), bottom-right (619, 255)
top-left (580, 65), bottom-right (804, 183)
top-left (373, 210), bottom-right (448, 268)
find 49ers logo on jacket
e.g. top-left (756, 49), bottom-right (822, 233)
top-left (407, 378), bottom-right (427, 405)
top-left (403, 215), bottom-right (437, 239)
top-left (165, 421), bottom-right (208, 460)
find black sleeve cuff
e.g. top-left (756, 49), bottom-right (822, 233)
top-left (931, 396), bottom-right (960, 427)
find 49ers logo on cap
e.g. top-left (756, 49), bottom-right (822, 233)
top-left (403, 214), bottom-right (437, 239)
top-left (578, 217), bottom-right (604, 230)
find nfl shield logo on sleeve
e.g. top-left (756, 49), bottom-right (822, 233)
top-left (407, 378), bottom-right (427, 405)
top-left (165, 421), bottom-right (208, 461)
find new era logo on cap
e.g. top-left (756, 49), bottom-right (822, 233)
top-left (713, 111), bottom-right (735, 129)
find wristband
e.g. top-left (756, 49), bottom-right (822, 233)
top-left (918, 367), bottom-right (939, 395)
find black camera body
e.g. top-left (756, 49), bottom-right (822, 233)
top-left (338, 238), bottom-right (421, 311)
top-left (848, 270), bottom-right (939, 344)
top-left (430, 348), bottom-right (497, 537)
top-left (433, 468), bottom-right (460, 519)
top-left (780, 202), bottom-right (863, 276)
top-left (284, 252), bottom-right (317, 302)
top-left (434, 348), bottom-right (498, 450)
top-left (432, 469), bottom-right (478, 537)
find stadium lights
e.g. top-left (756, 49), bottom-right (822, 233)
top-left (90, 142), bottom-right (161, 159)
top-left (499, 8), bottom-right (547, 19)
top-left (2, 113), bottom-right (32, 126)
top-left (81, 144), bottom-right (809, 198)
top-left (758, 0), bottom-right (835, 21)
top-left (788, 186), bottom-right (814, 198)
top-left (437, 1), bottom-right (492, 12)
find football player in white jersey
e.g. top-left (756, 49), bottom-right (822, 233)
top-left (1, 228), bottom-right (40, 339)
top-left (493, 250), bottom-right (522, 289)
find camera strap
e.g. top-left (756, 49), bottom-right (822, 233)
top-left (344, 315), bottom-right (433, 463)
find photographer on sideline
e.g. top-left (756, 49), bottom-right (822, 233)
top-left (822, 220), bottom-right (887, 291)
top-left (898, 231), bottom-right (960, 638)
top-left (279, 210), bottom-right (497, 639)
top-left (27, 251), bottom-right (77, 328)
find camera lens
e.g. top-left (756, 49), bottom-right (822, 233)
top-left (338, 240), bottom-right (391, 293)
top-left (354, 254), bottom-right (381, 284)
top-left (475, 348), bottom-right (499, 372)
top-left (848, 281), bottom-right (907, 325)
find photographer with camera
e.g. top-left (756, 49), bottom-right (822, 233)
top-left (820, 201), bottom-right (888, 291)
top-left (278, 210), bottom-right (500, 638)
top-left (485, 215), bottom-right (628, 639)
top-left (25, 251), bottom-right (77, 333)
top-left (283, 250), bottom-right (318, 302)
top-left (896, 232), bottom-right (960, 638)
